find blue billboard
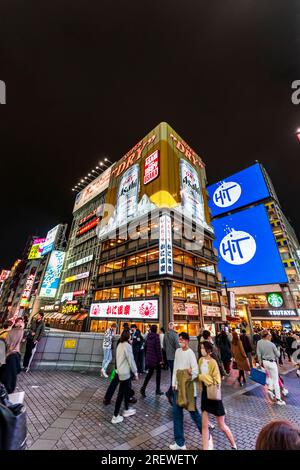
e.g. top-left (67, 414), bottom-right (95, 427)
top-left (212, 204), bottom-right (288, 287)
top-left (207, 163), bottom-right (270, 217)
top-left (39, 250), bottom-right (65, 298)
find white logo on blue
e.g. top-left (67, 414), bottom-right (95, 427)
top-left (220, 229), bottom-right (256, 265)
top-left (213, 181), bottom-right (241, 208)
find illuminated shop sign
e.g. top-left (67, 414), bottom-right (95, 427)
top-left (74, 289), bottom-right (86, 297)
top-left (73, 166), bottom-right (112, 213)
top-left (42, 225), bottom-right (60, 256)
top-left (77, 218), bottom-right (99, 237)
top-left (144, 150), bottom-right (160, 185)
top-left (180, 159), bottom-right (204, 225)
top-left (20, 267), bottom-right (37, 305)
top-left (61, 304), bottom-right (79, 314)
top-left (79, 209), bottom-right (97, 226)
top-left (207, 163), bottom-right (270, 218)
top-left (28, 238), bottom-right (46, 260)
top-left (0, 270), bottom-right (10, 283)
top-left (90, 300), bottom-right (158, 320)
top-left (68, 255), bottom-right (93, 270)
top-left (173, 302), bottom-right (199, 316)
top-left (64, 271), bottom-right (90, 284)
top-left (61, 290), bottom-right (86, 302)
top-left (267, 293), bottom-right (284, 308)
top-left (202, 305), bottom-right (222, 317)
top-left (39, 250), bottom-right (65, 298)
top-left (159, 214), bottom-right (173, 275)
top-left (251, 309), bottom-right (298, 318)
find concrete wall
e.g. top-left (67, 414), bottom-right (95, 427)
top-left (27, 329), bottom-right (199, 371)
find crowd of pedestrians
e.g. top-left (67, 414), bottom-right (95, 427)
top-left (99, 321), bottom-right (300, 450)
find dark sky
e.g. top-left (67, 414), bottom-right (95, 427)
top-left (1, 1), bottom-right (300, 268)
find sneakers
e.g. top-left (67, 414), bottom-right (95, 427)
top-left (208, 423), bottom-right (215, 431)
top-left (296, 370), bottom-right (300, 378)
top-left (231, 445), bottom-right (238, 450)
top-left (276, 399), bottom-right (286, 406)
top-left (267, 389), bottom-right (275, 401)
top-left (123, 408), bottom-right (136, 417)
top-left (169, 443), bottom-right (187, 450)
top-left (111, 415), bottom-right (124, 424)
top-left (282, 388), bottom-right (289, 397)
top-left (208, 436), bottom-right (214, 450)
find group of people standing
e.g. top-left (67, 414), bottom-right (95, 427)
top-left (101, 322), bottom-right (237, 450)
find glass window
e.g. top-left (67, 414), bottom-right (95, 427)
top-left (201, 289), bottom-right (219, 303)
top-left (186, 285), bottom-right (198, 300)
top-left (94, 288), bottom-right (120, 301)
top-left (147, 249), bottom-right (159, 262)
top-left (173, 248), bottom-right (183, 263)
top-left (123, 282), bottom-right (160, 298)
top-left (183, 254), bottom-right (194, 266)
top-left (145, 282), bottom-right (160, 296)
top-left (134, 284), bottom-right (146, 298)
top-left (173, 282), bottom-right (186, 298)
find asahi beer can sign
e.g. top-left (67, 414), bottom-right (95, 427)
top-left (180, 159), bottom-right (204, 224)
top-left (116, 164), bottom-right (140, 226)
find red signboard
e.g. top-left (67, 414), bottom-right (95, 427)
top-left (77, 217), bottom-right (99, 236)
top-left (0, 270), bottom-right (10, 283)
top-left (73, 290), bottom-right (86, 297)
top-left (144, 150), bottom-right (160, 185)
top-left (79, 209), bottom-right (97, 226)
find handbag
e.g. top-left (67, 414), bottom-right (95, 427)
top-left (109, 368), bottom-right (116, 383)
top-left (206, 383), bottom-right (222, 400)
top-left (249, 367), bottom-right (267, 386)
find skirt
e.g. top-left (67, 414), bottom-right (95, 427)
top-left (201, 383), bottom-right (225, 417)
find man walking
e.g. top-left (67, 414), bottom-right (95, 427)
top-left (23, 312), bottom-right (45, 372)
top-left (257, 330), bottom-right (285, 405)
top-left (101, 323), bottom-right (117, 378)
top-left (169, 332), bottom-right (212, 450)
top-left (163, 322), bottom-right (180, 405)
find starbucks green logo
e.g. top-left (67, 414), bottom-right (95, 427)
top-left (268, 293), bottom-right (283, 308)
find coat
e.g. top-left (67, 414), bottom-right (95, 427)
top-left (231, 339), bottom-right (250, 371)
top-left (145, 332), bottom-right (162, 368)
top-left (219, 337), bottom-right (232, 364)
top-left (240, 334), bottom-right (252, 354)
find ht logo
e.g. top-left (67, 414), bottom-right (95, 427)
top-left (0, 81), bottom-right (6, 104)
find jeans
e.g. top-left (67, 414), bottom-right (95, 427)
top-left (173, 391), bottom-right (202, 447)
top-left (263, 360), bottom-right (281, 400)
top-left (102, 348), bottom-right (112, 372)
top-left (142, 365), bottom-right (161, 392)
top-left (167, 360), bottom-right (174, 396)
top-left (23, 337), bottom-right (36, 368)
top-left (114, 378), bottom-right (130, 417)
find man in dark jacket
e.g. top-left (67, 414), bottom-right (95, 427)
top-left (163, 322), bottom-right (180, 404)
top-left (23, 312), bottom-right (45, 371)
top-left (240, 329), bottom-right (253, 368)
top-left (131, 324), bottom-right (144, 373)
top-left (140, 325), bottom-right (163, 397)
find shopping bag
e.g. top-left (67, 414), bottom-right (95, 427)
top-left (206, 383), bottom-right (222, 400)
top-left (249, 367), bottom-right (267, 386)
top-left (109, 368), bottom-right (116, 383)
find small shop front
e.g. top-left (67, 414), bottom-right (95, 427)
top-left (44, 302), bottom-right (88, 331)
top-left (250, 308), bottom-right (300, 331)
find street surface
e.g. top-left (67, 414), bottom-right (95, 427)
top-left (17, 361), bottom-right (299, 450)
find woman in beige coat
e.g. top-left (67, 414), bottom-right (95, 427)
top-left (231, 331), bottom-right (250, 386)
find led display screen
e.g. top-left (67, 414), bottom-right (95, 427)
top-left (39, 250), bottom-right (65, 298)
top-left (207, 163), bottom-right (270, 217)
top-left (212, 204), bottom-right (288, 287)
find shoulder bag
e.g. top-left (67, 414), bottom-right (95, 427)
top-left (206, 383), bottom-right (222, 400)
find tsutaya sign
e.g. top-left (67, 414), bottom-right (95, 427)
top-left (250, 309), bottom-right (298, 318)
top-left (90, 300), bottom-right (159, 320)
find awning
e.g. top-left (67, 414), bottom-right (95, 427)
top-left (77, 314), bottom-right (88, 321)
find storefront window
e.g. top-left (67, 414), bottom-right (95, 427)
top-left (99, 259), bottom-right (125, 273)
top-left (183, 254), bottom-right (194, 266)
top-left (173, 282), bottom-right (186, 298)
top-left (95, 288), bottom-right (120, 301)
top-left (186, 285), bottom-right (198, 300)
top-left (201, 289), bottom-right (219, 303)
top-left (173, 248), bottom-right (183, 263)
top-left (123, 282), bottom-right (160, 298)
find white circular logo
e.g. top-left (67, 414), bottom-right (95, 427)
top-left (213, 181), bottom-right (242, 208)
top-left (219, 229), bottom-right (256, 265)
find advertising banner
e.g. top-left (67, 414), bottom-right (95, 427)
top-left (20, 266), bottom-right (37, 306)
top-left (90, 300), bottom-right (158, 320)
top-left (250, 309), bottom-right (298, 318)
top-left (207, 163), bottom-right (270, 218)
top-left (159, 214), bottom-right (173, 275)
top-left (42, 225), bottom-right (60, 256)
top-left (97, 122), bottom-right (210, 239)
top-left (73, 166), bottom-right (112, 213)
top-left (212, 204), bottom-right (288, 287)
top-left (68, 255), bottom-right (93, 270)
top-left (28, 238), bottom-right (46, 260)
top-left (39, 250), bottom-right (65, 298)
top-left (64, 271), bottom-right (89, 284)
top-left (0, 270), bottom-right (10, 283)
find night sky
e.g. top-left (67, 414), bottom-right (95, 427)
top-left (1, 1), bottom-right (300, 268)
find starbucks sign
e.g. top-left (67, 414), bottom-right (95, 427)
top-left (267, 293), bottom-right (283, 308)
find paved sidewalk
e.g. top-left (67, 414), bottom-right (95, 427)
top-left (16, 361), bottom-right (299, 450)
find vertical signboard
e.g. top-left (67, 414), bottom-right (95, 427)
top-left (159, 214), bottom-right (173, 275)
top-left (42, 225), bottom-right (60, 256)
top-left (20, 266), bottom-right (37, 307)
top-left (28, 238), bottom-right (46, 259)
top-left (180, 159), bottom-right (205, 225)
top-left (39, 250), bottom-right (65, 298)
top-left (0, 270), bottom-right (10, 283)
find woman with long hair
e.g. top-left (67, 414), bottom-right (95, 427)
top-left (111, 329), bottom-right (138, 424)
top-left (198, 341), bottom-right (237, 450)
top-left (231, 331), bottom-right (250, 386)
